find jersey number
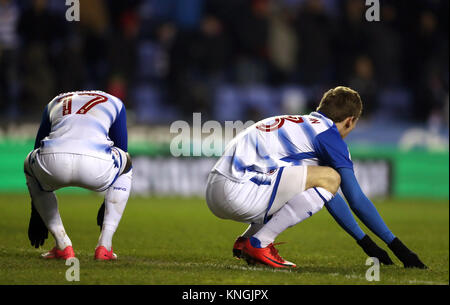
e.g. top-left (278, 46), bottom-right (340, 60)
top-left (256, 115), bottom-right (304, 132)
top-left (60, 93), bottom-right (108, 116)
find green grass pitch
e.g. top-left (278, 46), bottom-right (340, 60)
top-left (0, 193), bottom-right (448, 285)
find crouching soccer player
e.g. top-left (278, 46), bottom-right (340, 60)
top-left (206, 86), bottom-right (427, 269)
top-left (24, 91), bottom-right (132, 260)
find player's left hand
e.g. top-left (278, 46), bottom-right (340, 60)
top-left (28, 201), bottom-right (48, 248)
top-left (388, 237), bottom-right (428, 269)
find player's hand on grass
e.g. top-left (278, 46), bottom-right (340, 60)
top-left (28, 201), bottom-right (48, 248)
top-left (388, 238), bottom-right (428, 269)
top-left (357, 235), bottom-right (394, 265)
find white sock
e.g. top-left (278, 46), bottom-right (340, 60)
top-left (97, 170), bottom-right (132, 251)
top-left (98, 228), bottom-right (115, 251)
top-left (25, 173), bottom-right (72, 250)
top-left (253, 187), bottom-right (333, 247)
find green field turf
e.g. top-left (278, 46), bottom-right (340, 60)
top-left (0, 193), bottom-right (448, 285)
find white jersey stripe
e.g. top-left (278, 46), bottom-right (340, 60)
top-left (213, 112), bottom-right (334, 182)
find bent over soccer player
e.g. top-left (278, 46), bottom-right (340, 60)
top-left (206, 86), bottom-right (427, 269)
top-left (24, 90), bottom-right (132, 260)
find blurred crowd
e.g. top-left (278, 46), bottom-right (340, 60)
top-left (0, 0), bottom-right (448, 127)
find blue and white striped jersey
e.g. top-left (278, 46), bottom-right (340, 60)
top-left (35, 91), bottom-right (128, 160)
top-left (213, 112), bottom-right (353, 182)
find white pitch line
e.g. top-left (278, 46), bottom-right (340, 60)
top-left (139, 260), bottom-right (448, 284)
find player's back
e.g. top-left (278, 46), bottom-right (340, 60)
top-left (213, 112), bottom-right (335, 182)
top-left (40, 90), bottom-right (125, 160)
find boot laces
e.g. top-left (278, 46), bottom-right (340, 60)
top-left (268, 242), bottom-right (286, 262)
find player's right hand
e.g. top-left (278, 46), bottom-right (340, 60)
top-left (28, 201), bottom-right (48, 248)
top-left (357, 235), bottom-right (394, 265)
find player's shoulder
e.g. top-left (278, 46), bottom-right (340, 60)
top-left (300, 111), bottom-right (333, 135)
top-left (306, 112), bottom-right (345, 143)
top-left (101, 91), bottom-right (125, 108)
top-left (305, 112), bottom-right (333, 127)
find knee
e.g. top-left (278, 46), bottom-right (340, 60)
top-left (328, 168), bottom-right (341, 194)
top-left (322, 167), bottom-right (341, 194)
top-left (306, 166), bottom-right (341, 194)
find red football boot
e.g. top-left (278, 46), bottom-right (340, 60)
top-left (94, 246), bottom-right (117, 261)
top-left (41, 246), bottom-right (75, 260)
top-left (242, 238), bottom-right (296, 268)
top-left (233, 236), bottom-right (248, 259)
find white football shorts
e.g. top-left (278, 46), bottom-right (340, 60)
top-left (205, 166), bottom-right (308, 224)
top-left (25, 147), bottom-right (128, 192)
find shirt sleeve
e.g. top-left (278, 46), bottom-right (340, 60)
top-left (313, 126), bottom-right (353, 170)
top-left (108, 105), bottom-right (128, 152)
top-left (34, 105), bottom-right (51, 149)
top-left (338, 167), bottom-right (395, 244)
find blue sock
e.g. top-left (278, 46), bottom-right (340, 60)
top-left (349, 199), bottom-right (396, 244)
top-left (325, 194), bottom-right (366, 241)
top-left (249, 236), bottom-right (262, 248)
